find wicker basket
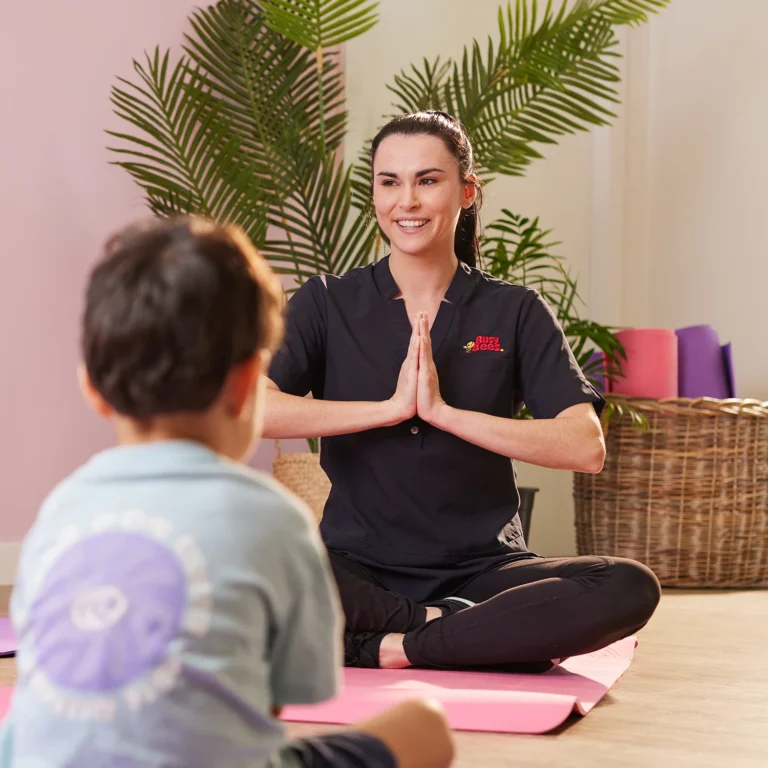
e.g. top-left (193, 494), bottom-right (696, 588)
top-left (574, 396), bottom-right (768, 587)
top-left (272, 442), bottom-right (331, 524)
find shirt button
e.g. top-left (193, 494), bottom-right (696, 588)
top-left (410, 426), bottom-right (420, 435)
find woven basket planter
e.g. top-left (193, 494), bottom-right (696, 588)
top-left (574, 396), bottom-right (768, 587)
top-left (272, 444), bottom-right (330, 524)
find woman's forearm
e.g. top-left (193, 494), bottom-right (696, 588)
top-left (262, 386), bottom-right (404, 439)
top-left (430, 403), bottom-right (605, 473)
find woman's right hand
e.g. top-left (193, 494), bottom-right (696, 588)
top-left (387, 320), bottom-right (420, 424)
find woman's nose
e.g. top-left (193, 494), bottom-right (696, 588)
top-left (398, 184), bottom-right (420, 209)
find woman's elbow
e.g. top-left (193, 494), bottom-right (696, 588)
top-left (579, 434), bottom-right (606, 474)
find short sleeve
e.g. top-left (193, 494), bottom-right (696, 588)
top-left (269, 509), bottom-right (342, 706)
top-left (268, 277), bottom-right (327, 397)
top-left (515, 289), bottom-right (604, 420)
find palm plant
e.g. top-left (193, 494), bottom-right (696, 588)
top-left (108, 0), bottom-right (669, 438)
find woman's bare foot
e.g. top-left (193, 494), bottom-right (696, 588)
top-left (379, 633), bottom-right (412, 669)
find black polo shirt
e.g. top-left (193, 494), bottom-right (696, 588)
top-left (269, 256), bottom-right (604, 601)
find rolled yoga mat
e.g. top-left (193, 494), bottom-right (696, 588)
top-left (675, 325), bottom-right (730, 399)
top-left (584, 350), bottom-right (608, 393)
top-left (611, 329), bottom-right (678, 399)
top-left (282, 637), bottom-right (638, 735)
top-left (722, 342), bottom-right (737, 398)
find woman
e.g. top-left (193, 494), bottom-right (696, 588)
top-left (265, 111), bottom-right (660, 671)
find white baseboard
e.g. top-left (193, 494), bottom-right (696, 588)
top-left (0, 543), bottom-right (20, 585)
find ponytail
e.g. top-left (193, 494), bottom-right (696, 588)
top-left (455, 204), bottom-right (480, 269)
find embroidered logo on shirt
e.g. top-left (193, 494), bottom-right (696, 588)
top-left (464, 335), bottom-right (504, 353)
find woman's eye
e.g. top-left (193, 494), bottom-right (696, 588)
top-left (420, 178), bottom-right (437, 185)
top-left (381, 180), bottom-right (397, 187)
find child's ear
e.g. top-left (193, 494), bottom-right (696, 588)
top-left (77, 362), bottom-right (113, 419)
top-left (225, 353), bottom-right (266, 418)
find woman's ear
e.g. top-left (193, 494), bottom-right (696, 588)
top-left (77, 362), bottom-right (113, 419)
top-left (463, 175), bottom-right (478, 209)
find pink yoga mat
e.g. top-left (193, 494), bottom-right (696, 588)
top-left (612, 329), bottom-right (678, 399)
top-left (283, 637), bottom-right (638, 734)
top-left (0, 688), bottom-right (11, 721)
top-left (0, 619), bottom-right (16, 658)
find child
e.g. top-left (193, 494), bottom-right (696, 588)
top-left (0, 218), bottom-right (454, 768)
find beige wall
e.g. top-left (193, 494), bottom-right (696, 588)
top-left (345, 0), bottom-right (767, 555)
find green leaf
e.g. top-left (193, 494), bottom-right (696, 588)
top-left (261, 0), bottom-right (380, 50)
top-left (263, 147), bottom-right (378, 280)
top-left (107, 47), bottom-right (269, 245)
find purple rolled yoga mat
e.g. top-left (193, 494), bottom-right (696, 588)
top-left (585, 351), bottom-right (607, 392)
top-left (675, 325), bottom-right (729, 399)
top-left (722, 342), bottom-right (736, 398)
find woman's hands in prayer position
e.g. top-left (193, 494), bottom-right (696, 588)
top-left (389, 312), bottom-right (447, 427)
top-left (387, 312), bottom-right (604, 471)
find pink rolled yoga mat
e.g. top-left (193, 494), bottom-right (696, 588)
top-left (0, 619), bottom-right (15, 658)
top-left (675, 325), bottom-right (730, 399)
top-left (611, 329), bottom-right (678, 399)
top-left (282, 637), bottom-right (638, 735)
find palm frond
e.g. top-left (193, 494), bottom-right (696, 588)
top-left (384, 0), bottom-right (670, 177)
top-left (263, 147), bottom-right (378, 280)
top-left (261, 0), bottom-right (380, 51)
top-left (107, 48), bottom-right (268, 244)
top-left (183, 0), bottom-right (347, 170)
top-left (481, 209), bottom-right (630, 397)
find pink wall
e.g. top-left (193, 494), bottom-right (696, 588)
top-left (0, 1), bottom-right (308, 544)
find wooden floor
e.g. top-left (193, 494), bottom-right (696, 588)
top-left (2, 586), bottom-right (766, 766)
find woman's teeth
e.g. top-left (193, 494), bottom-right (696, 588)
top-left (397, 220), bottom-right (428, 229)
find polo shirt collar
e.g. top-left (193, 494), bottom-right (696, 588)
top-left (374, 255), bottom-right (474, 304)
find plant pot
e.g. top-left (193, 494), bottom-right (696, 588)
top-left (517, 486), bottom-right (539, 541)
top-left (272, 449), bottom-right (330, 524)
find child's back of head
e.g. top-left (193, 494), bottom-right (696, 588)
top-left (80, 217), bottom-right (283, 458)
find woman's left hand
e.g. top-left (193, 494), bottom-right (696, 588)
top-left (417, 312), bottom-right (449, 425)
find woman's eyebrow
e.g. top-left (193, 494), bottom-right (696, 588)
top-left (375, 168), bottom-right (446, 178)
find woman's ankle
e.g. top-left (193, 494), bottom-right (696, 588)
top-left (378, 633), bottom-right (412, 669)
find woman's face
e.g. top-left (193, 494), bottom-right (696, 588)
top-left (372, 133), bottom-right (475, 260)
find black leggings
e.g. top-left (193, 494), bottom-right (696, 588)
top-left (330, 553), bottom-right (661, 668)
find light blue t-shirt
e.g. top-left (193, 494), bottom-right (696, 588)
top-left (0, 440), bottom-right (342, 767)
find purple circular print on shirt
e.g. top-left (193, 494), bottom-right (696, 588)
top-left (28, 530), bottom-right (187, 692)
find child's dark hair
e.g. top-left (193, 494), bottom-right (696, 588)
top-left (370, 110), bottom-right (483, 268)
top-left (83, 217), bottom-right (283, 419)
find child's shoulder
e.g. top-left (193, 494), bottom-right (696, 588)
top-left (217, 462), bottom-right (317, 531)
